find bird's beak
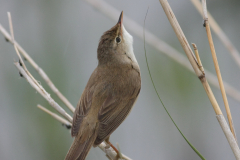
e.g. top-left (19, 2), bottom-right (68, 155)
top-left (118, 11), bottom-right (123, 25)
top-left (118, 11), bottom-right (123, 36)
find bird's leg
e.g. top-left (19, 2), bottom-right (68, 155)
top-left (105, 136), bottom-right (120, 157)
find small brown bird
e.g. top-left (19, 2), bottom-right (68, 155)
top-left (65, 11), bottom-right (141, 160)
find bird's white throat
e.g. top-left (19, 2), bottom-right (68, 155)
top-left (122, 25), bottom-right (138, 64)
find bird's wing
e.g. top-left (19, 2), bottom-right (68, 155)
top-left (71, 85), bottom-right (95, 137)
top-left (94, 87), bottom-right (140, 146)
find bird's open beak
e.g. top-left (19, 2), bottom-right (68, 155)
top-left (118, 11), bottom-right (123, 36)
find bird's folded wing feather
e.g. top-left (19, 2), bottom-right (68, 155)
top-left (71, 85), bottom-right (95, 137)
top-left (94, 87), bottom-right (140, 146)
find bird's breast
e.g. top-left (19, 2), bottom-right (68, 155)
top-left (99, 62), bottom-right (141, 97)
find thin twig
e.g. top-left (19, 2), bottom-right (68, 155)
top-left (98, 143), bottom-right (132, 160)
top-left (190, 0), bottom-right (240, 69)
top-left (8, 13), bottom-right (46, 95)
top-left (192, 43), bottom-right (204, 74)
top-left (8, 12), bottom-right (73, 123)
top-left (201, 0), bottom-right (236, 140)
top-left (116, 143), bottom-right (123, 160)
top-left (82, 0), bottom-right (240, 103)
top-left (158, 0), bottom-right (240, 159)
top-left (15, 62), bottom-right (73, 123)
top-left (3, 16), bottom-right (75, 113)
top-left (37, 104), bottom-right (72, 127)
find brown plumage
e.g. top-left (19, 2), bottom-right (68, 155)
top-left (65, 11), bottom-right (141, 160)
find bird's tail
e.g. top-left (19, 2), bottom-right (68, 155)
top-left (65, 123), bottom-right (99, 160)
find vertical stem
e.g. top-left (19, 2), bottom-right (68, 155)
top-left (192, 43), bottom-right (204, 73)
top-left (158, 0), bottom-right (240, 157)
top-left (216, 115), bottom-right (240, 160)
top-left (204, 11), bottom-right (236, 140)
top-left (200, 78), bottom-right (222, 115)
top-left (190, 0), bottom-right (240, 69)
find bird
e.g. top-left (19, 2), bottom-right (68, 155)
top-left (65, 11), bottom-right (141, 160)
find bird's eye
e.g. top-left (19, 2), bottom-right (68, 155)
top-left (116, 37), bottom-right (121, 43)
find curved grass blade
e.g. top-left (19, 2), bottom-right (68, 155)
top-left (143, 7), bottom-right (205, 160)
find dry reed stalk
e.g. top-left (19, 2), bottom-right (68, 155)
top-left (201, 0), bottom-right (236, 140)
top-left (158, 0), bottom-right (240, 159)
top-left (15, 62), bottom-right (73, 123)
top-left (37, 104), bottom-right (72, 127)
top-left (2, 17), bottom-right (75, 113)
top-left (190, 0), bottom-right (240, 69)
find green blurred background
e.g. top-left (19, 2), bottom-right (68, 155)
top-left (0, 0), bottom-right (240, 159)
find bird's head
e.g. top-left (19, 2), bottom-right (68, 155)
top-left (97, 11), bottom-right (137, 65)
